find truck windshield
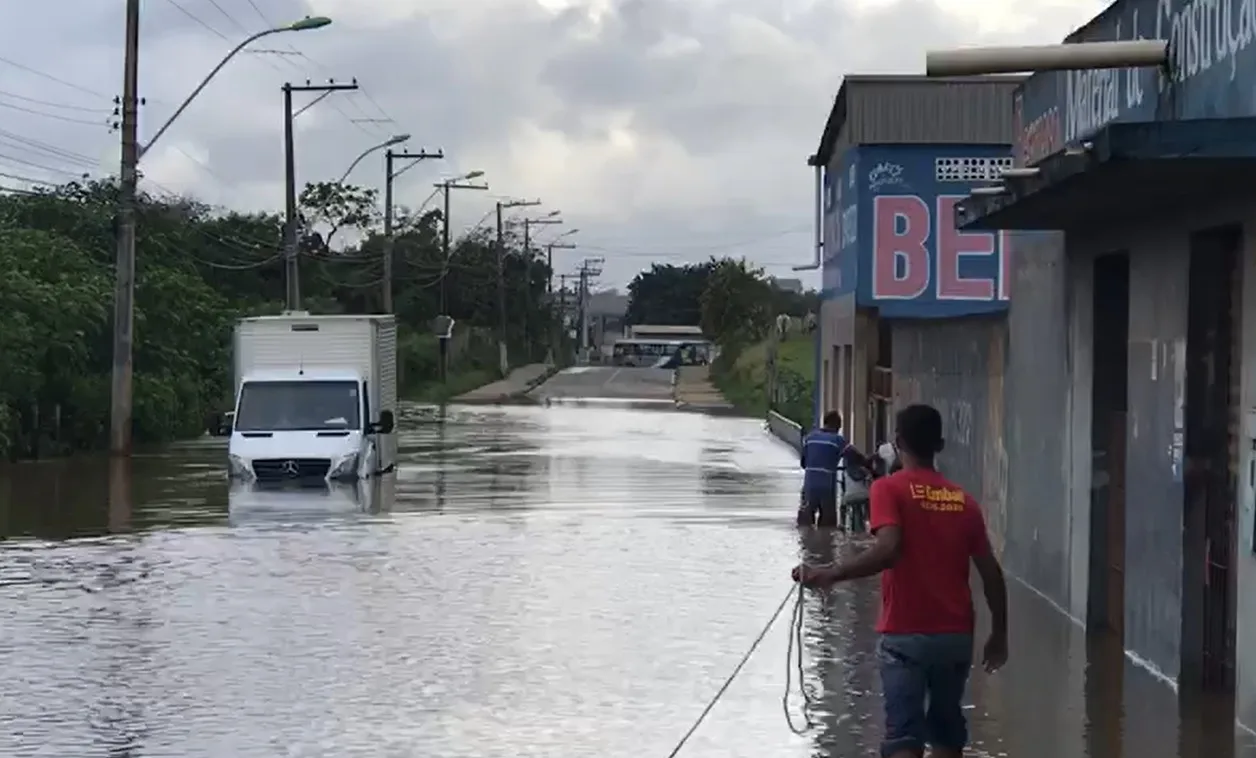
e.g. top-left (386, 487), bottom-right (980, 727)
top-left (235, 380), bottom-right (361, 432)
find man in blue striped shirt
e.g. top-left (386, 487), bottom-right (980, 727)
top-left (798, 411), bottom-right (869, 528)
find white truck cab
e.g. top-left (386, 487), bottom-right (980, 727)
top-left (224, 314), bottom-right (397, 484)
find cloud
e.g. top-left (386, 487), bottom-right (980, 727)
top-left (0, 0), bottom-right (1105, 287)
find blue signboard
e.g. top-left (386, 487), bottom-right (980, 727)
top-left (821, 150), bottom-right (859, 298)
top-left (853, 145), bottom-right (1012, 318)
top-left (1014, 0), bottom-right (1256, 165)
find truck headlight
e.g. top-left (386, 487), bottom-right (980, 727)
top-left (227, 455), bottom-right (253, 480)
top-left (329, 454), bottom-right (359, 479)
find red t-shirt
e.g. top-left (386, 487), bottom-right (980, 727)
top-left (869, 467), bottom-right (992, 634)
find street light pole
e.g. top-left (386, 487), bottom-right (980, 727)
top-left (436, 172), bottom-right (488, 315)
top-left (110, 10), bottom-right (332, 456)
top-left (336, 133), bottom-right (410, 186)
top-left (521, 212), bottom-right (562, 363)
top-left (383, 147), bottom-right (443, 313)
top-left (495, 199), bottom-right (540, 376)
top-left (283, 79), bottom-right (359, 312)
top-left (433, 172), bottom-right (486, 382)
top-left (544, 228), bottom-right (577, 365)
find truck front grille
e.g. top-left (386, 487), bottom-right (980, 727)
top-left (252, 458), bottom-right (331, 480)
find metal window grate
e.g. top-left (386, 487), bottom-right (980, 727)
top-left (935, 156), bottom-right (1014, 182)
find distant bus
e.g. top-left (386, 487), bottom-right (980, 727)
top-left (612, 338), bottom-right (712, 367)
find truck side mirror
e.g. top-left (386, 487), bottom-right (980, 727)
top-left (371, 410), bottom-right (395, 435)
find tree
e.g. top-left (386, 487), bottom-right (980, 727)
top-left (624, 262), bottom-right (714, 325)
top-left (699, 258), bottom-right (773, 348)
top-left (0, 178), bottom-right (558, 460)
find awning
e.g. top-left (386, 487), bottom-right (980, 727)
top-left (956, 118), bottom-right (1256, 231)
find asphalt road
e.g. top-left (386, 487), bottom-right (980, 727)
top-left (530, 366), bottom-right (675, 402)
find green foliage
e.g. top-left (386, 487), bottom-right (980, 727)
top-left (0, 178), bottom-right (556, 460)
top-left (700, 257), bottom-right (774, 349)
top-left (625, 262), bottom-right (714, 325)
top-left (710, 335), bottom-right (815, 427)
top-left (625, 257), bottom-right (818, 338)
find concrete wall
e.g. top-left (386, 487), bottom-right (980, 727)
top-left (1237, 213), bottom-right (1256, 734)
top-left (768, 411), bottom-right (803, 452)
top-left (1002, 231), bottom-right (1088, 616)
top-left (1006, 201), bottom-right (1256, 732)
top-left (1013, 222), bottom-right (1188, 682)
top-left (891, 316), bottom-right (1008, 554)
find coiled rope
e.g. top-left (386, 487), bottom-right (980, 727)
top-left (664, 580), bottom-right (821, 757)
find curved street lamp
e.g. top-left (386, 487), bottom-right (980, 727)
top-left (139, 16), bottom-right (333, 159)
top-left (337, 133), bottom-right (410, 184)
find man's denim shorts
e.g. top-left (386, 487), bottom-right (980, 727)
top-left (877, 633), bottom-right (974, 757)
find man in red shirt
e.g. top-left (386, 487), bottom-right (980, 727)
top-left (793, 404), bottom-right (1008, 758)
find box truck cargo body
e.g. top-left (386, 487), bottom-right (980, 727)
top-left (227, 313), bottom-right (397, 482)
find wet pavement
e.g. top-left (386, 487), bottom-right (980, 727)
top-left (531, 365), bottom-right (675, 402)
top-left (0, 403), bottom-right (1251, 757)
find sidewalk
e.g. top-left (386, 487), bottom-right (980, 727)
top-left (672, 365), bottom-right (736, 412)
top-left (453, 364), bottom-right (552, 404)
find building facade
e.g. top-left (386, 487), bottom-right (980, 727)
top-left (952, 0), bottom-right (1253, 729)
top-left (810, 76), bottom-right (1021, 550)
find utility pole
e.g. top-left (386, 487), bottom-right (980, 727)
top-left (110, 0), bottom-right (140, 457)
top-left (495, 199), bottom-right (540, 376)
top-left (383, 147), bottom-right (443, 312)
top-left (283, 79), bottom-right (358, 311)
top-left (557, 274), bottom-right (570, 366)
top-left (545, 241), bottom-right (574, 365)
top-left (438, 176), bottom-right (488, 314)
top-left (522, 215), bottom-right (561, 362)
top-left (575, 257), bottom-right (604, 362)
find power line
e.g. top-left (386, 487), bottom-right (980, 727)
top-left (0, 55), bottom-right (109, 98)
top-left (0, 89), bottom-right (111, 112)
top-left (0, 98), bottom-right (112, 126)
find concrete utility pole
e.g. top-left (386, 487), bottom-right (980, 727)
top-left (436, 172), bottom-right (488, 315)
top-left (544, 238), bottom-right (576, 364)
top-left (283, 79), bottom-right (358, 312)
top-left (522, 212), bottom-right (562, 362)
top-left (575, 257), bottom-right (604, 361)
top-left (495, 199), bottom-right (540, 376)
top-left (109, 11), bottom-right (331, 456)
top-left (111, 0), bottom-right (141, 458)
top-left (383, 147), bottom-right (443, 312)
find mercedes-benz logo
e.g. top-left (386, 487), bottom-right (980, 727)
top-left (280, 460), bottom-right (299, 476)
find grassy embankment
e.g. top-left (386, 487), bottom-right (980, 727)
top-left (400, 330), bottom-right (499, 404)
top-left (711, 334), bottom-right (815, 426)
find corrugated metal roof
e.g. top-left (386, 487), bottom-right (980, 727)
top-left (810, 75), bottom-right (1027, 167)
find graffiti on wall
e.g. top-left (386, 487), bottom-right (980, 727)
top-left (1014, 0), bottom-right (1256, 165)
top-left (855, 145), bottom-right (1013, 318)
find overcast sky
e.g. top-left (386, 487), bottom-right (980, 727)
top-left (0, 0), bottom-right (1104, 288)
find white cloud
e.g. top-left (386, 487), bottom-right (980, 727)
top-left (0, 0), bottom-right (1107, 286)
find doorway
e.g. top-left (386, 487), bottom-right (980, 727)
top-left (1087, 252), bottom-right (1129, 636)
top-left (1182, 226), bottom-right (1240, 693)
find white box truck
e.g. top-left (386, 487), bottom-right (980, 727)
top-left (225, 313), bottom-right (398, 482)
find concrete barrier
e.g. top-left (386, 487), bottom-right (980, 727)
top-left (767, 410), bottom-right (803, 451)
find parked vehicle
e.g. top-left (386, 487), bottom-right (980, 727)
top-left (216, 313), bottom-right (397, 484)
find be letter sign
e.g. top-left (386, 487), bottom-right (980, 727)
top-left (849, 145), bottom-right (1012, 318)
top-left (872, 195), bottom-right (1010, 301)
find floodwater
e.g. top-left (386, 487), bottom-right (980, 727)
top-left (0, 404), bottom-right (1249, 757)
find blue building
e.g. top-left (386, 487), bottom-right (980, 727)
top-left (809, 75), bottom-right (1020, 550)
top-left (950, 0), bottom-right (1253, 731)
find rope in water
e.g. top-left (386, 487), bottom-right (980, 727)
top-left (664, 581), bottom-right (820, 757)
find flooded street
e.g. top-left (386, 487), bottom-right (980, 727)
top-left (0, 403), bottom-right (1250, 757)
